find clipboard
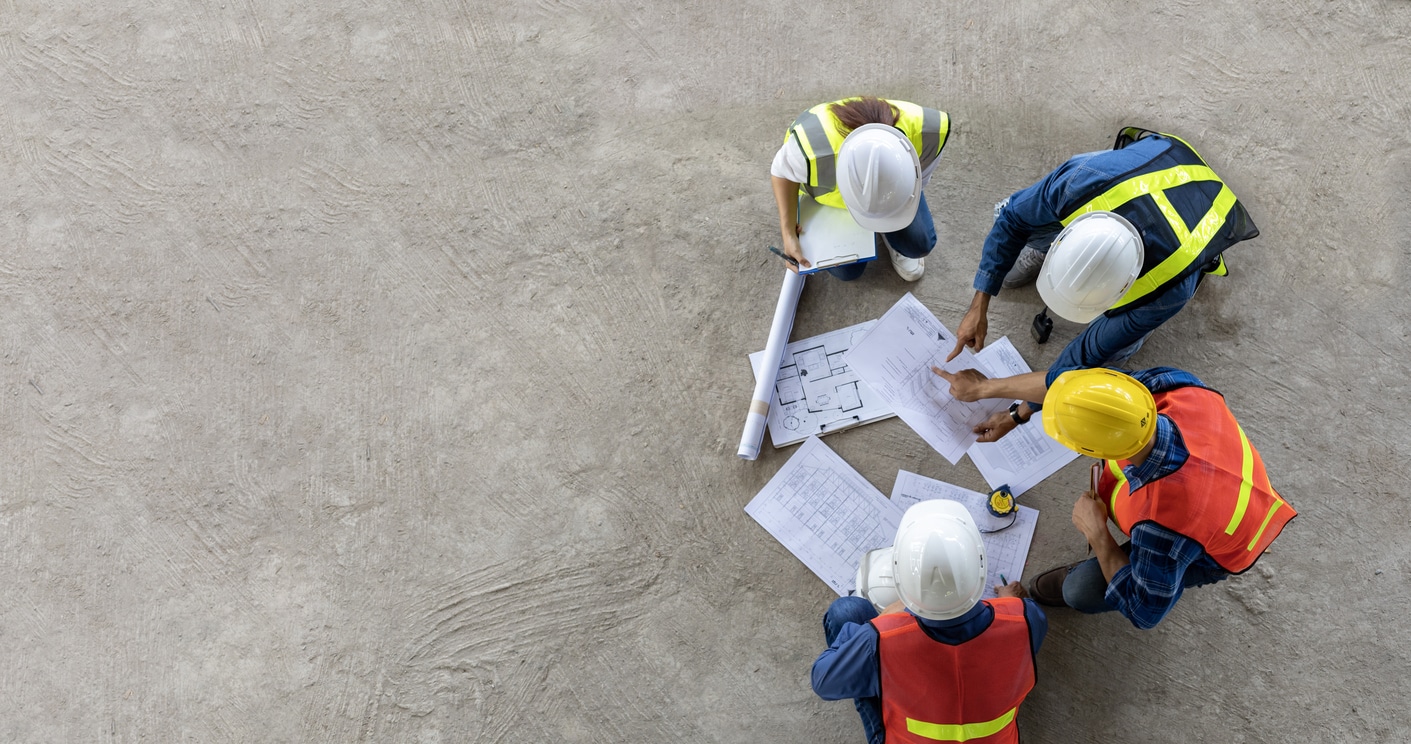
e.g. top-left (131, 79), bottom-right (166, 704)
top-left (796, 194), bottom-right (877, 274)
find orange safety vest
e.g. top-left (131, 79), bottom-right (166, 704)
top-left (1097, 385), bottom-right (1296, 573)
top-left (871, 598), bottom-right (1035, 743)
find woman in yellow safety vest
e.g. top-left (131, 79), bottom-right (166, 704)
top-left (770, 97), bottom-right (951, 282)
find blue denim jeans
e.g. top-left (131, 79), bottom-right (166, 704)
top-left (828, 193), bottom-right (936, 281)
top-left (823, 597), bottom-right (885, 744)
top-left (1061, 542), bottom-right (1230, 613)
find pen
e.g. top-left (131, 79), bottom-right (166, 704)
top-left (1000, 574), bottom-right (1008, 585)
top-left (768, 245), bottom-right (799, 267)
top-left (819, 415), bottom-right (861, 432)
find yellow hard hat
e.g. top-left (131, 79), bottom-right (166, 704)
top-left (1042, 368), bottom-right (1157, 460)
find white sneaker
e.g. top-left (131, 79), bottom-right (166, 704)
top-left (888, 246), bottom-right (925, 282)
top-left (1001, 246), bottom-right (1046, 289)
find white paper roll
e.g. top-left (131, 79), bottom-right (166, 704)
top-left (738, 269), bottom-right (806, 459)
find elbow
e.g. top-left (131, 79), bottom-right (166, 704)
top-left (809, 661), bottom-right (847, 701)
top-left (1122, 607), bottom-right (1169, 631)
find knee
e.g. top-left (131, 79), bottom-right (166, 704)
top-left (824, 596), bottom-right (877, 635)
top-left (828, 265), bottom-right (867, 281)
top-left (1061, 562), bottom-right (1112, 614)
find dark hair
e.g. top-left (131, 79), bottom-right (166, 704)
top-left (830, 97), bottom-right (899, 135)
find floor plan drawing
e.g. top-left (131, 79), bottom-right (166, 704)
top-left (745, 436), bottom-right (903, 595)
top-left (749, 320), bottom-right (895, 448)
top-left (846, 294), bottom-right (1010, 463)
top-left (969, 337), bottom-right (1081, 495)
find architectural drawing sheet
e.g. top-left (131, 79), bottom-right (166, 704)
top-left (890, 470), bottom-right (1038, 599)
top-left (749, 320), bottom-right (896, 448)
top-left (744, 436), bottom-right (903, 595)
top-left (845, 294), bottom-right (1009, 464)
top-left (969, 337), bottom-right (1081, 495)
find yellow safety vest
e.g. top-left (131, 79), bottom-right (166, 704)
top-left (1061, 129), bottom-right (1255, 313)
top-left (785, 98), bottom-right (949, 209)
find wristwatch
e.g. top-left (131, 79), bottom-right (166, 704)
top-left (1008, 402), bottom-right (1030, 425)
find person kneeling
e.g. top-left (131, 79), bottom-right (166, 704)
top-left (812, 501), bottom-right (1047, 744)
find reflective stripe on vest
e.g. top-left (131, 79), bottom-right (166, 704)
top-left (790, 108), bottom-right (836, 200)
top-left (1098, 386), bottom-right (1296, 573)
top-left (786, 99), bottom-right (949, 209)
top-left (1060, 134), bottom-right (1237, 310)
top-left (871, 598), bottom-right (1033, 744)
top-left (907, 708), bottom-right (1017, 742)
top-left (1107, 459), bottom-right (1127, 516)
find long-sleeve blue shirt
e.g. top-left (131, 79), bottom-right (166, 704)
top-left (1052, 365), bottom-right (1231, 629)
top-left (811, 600), bottom-right (1048, 701)
top-left (973, 136), bottom-right (1179, 297)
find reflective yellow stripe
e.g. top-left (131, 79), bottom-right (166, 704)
top-left (906, 708), bottom-right (1016, 742)
top-left (1060, 165), bottom-right (1222, 225)
top-left (1107, 459), bottom-right (1127, 515)
top-left (1224, 425), bottom-right (1256, 535)
top-left (1111, 184), bottom-right (1237, 309)
top-left (1247, 500), bottom-right (1284, 551)
top-left (1059, 163), bottom-right (1236, 310)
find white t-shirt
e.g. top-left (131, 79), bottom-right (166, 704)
top-left (770, 134), bottom-right (941, 189)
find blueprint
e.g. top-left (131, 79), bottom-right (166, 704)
top-left (969, 337), bottom-right (1081, 495)
top-left (845, 294), bottom-right (1010, 464)
top-left (749, 320), bottom-right (896, 448)
top-left (744, 436), bottom-right (903, 595)
top-left (890, 470), bottom-right (1038, 599)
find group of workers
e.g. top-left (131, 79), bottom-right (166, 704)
top-left (768, 97), bottom-right (1297, 743)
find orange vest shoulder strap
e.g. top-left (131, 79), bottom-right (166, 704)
top-left (871, 612), bottom-right (918, 637)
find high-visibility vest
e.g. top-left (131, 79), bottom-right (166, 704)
top-left (1063, 129), bottom-right (1259, 315)
top-left (871, 598), bottom-right (1035, 744)
top-left (1097, 385), bottom-right (1296, 573)
top-left (785, 98), bottom-right (950, 210)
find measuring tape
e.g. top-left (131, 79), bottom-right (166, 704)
top-left (987, 485), bottom-right (1016, 518)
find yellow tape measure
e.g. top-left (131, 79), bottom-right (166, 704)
top-left (987, 485), bottom-right (1016, 518)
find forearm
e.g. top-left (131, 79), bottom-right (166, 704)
top-left (1086, 526), bottom-right (1130, 584)
top-left (966, 290), bottom-right (991, 316)
top-left (771, 175), bottom-right (800, 240)
top-left (975, 370), bottom-right (1049, 404)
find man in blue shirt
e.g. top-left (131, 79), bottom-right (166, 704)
top-left (939, 129), bottom-right (1259, 443)
top-left (813, 500), bottom-right (1048, 743)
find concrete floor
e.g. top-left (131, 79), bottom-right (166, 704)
top-left (2, 0), bottom-right (1409, 741)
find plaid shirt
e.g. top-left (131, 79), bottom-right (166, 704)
top-left (1102, 367), bottom-right (1230, 629)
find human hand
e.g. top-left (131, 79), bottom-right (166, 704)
top-left (947, 303), bottom-right (988, 361)
top-left (1071, 490), bottom-right (1109, 543)
top-left (930, 367), bottom-right (989, 402)
top-left (972, 410), bottom-right (1018, 443)
top-left (995, 581), bottom-right (1028, 599)
top-left (880, 599), bottom-right (907, 616)
top-left (783, 225), bottom-right (810, 270)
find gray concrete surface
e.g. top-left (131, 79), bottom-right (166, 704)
top-left (2, 0), bottom-right (1409, 741)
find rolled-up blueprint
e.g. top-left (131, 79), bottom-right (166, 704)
top-left (738, 269), bottom-right (806, 459)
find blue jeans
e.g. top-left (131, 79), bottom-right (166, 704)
top-left (823, 597), bottom-right (885, 744)
top-left (828, 193), bottom-right (936, 281)
top-left (1061, 543), bottom-right (1229, 613)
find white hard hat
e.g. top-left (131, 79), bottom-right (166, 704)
top-left (855, 546), bottom-right (901, 613)
top-left (1037, 211), bottom-right (1144, 324)
top-left (891, 500), bottom-right (986, 620)
top-left (836, 123), bottom-right (922, 233)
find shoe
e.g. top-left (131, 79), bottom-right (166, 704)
top-left (1001, 247), bottom-right (1046, 289)
top-left (888, 245), bottom-right (925, 282)
top-left (1027, 562), bottom-right (1080, 607)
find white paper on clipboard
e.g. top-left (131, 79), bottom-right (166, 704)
top-left (796, 194), bottom-right (876, 273)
